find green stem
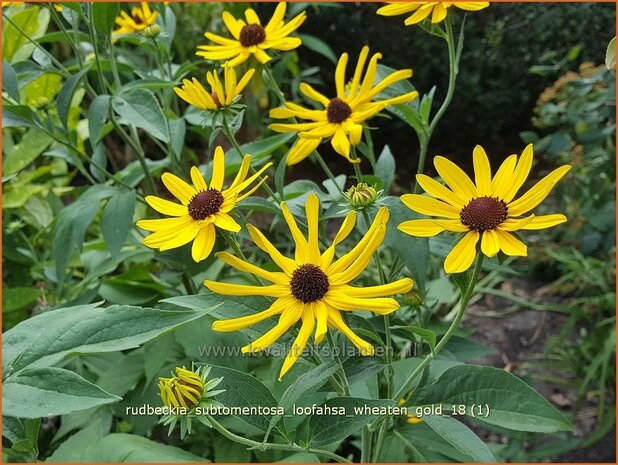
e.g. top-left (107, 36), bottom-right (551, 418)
top-left (312, 150), bottom-right (344, 196)
top-left (206, 415), bottom-right (352, 463)
top-left (262, 65), bottom-right (286, 106)
top-left (361, 426), bottom-right (372, 463)
top-left (326, 330), bottom-right (351, 396)
top-left (413, 15), bottom-right (461, 193)
top-left (219, 230), bottom-right (263, 286)
top-left (392, 253), bottom-right (484, 402)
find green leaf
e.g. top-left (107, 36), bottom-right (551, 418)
top-left (606, 36), bottom-right (616, 70)
top-left (308, 397), bottom-right (396, 446)
top-left (413, 365), bottom-right (572, 433)
top-left (2, 59), bottom-right (20, 102)
top-left (2, 105), bottom-right (38, 128)
top-left (374, 145), bottom-right (395, 191)
top-left (2, 286), bottom-right (40, 314)
top-left (226, 132), bottom-right (294, 160)
top-left (52, 185), bottom-right (117, 286)
top-left (3, 367), bottom-right (120, 418)
top-left (113, 89), bottom-right (170, 142)
top-left (392, 325), bottom-right (436, 353)
top-left (265, 362), bottom-right (339, 438)
top-left (22, 72), bottom-right (62, 107)
top-left (101, 189), bottom-right (136, 257)
top-left (169, 117), bottom-right (186, 157)
top-left (298, 34), bottom-right (337, 64)
top-left (423, 415), bottom-right (497, 463)
top-left (382, 196), bottom-right (429, 292)
top-left (3, 129), bottom-right (52, 176)
top-left (47, 419), bottom-right (108, 462)
top-left (57, 66), bottom-right (91, 128)
top-left (88, 94), bottom-right (110, 145)
top-left (237, 197), bottom-right (280, 214)
top-left (3, 7), bottom-right (50, 63)
top-left (92, 2), bottom-right (120, 35)
top-left (3, 302), bottom-right (220, 376)
top-left (81, 433), bottom-right (204, 462)
top-left (204, 364), bottom-right (279, 434)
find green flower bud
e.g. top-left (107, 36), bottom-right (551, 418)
top-left (345, 182), bottom-right (381, 209)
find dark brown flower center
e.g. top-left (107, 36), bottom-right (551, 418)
top-left (239, 23), bottom-right (266, 47)
top-left (290, 264), bottom-right (329, 303)
top-left (210, 92), bottom-right (221, 108)
top-left (460, 196), bottom-right (508, 232)
top-left (188, 188), bottom-right (224, 220)
top-left (326, 97), bottom-right (352, 123)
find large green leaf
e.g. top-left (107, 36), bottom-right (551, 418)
top-left (374, 145), bottom-right (396, 191)
top-left (308, 397), bottom-right (395, 446)
top-left (57, 66), bottom-right (91, 128)
top-left (413, 365), bottom-right (572, 433)
top-left (3, 129), bottom-right (52, 176)
top-left (204, 364), bottom-right (280, 434)
top-left (92, 2), bottom-right (120, 35)
top-left (113, 89), bottom-right (170, 142)
top-left (3, 6), bottom-right (50, 63)
top-left (88, 94), bottom-right (110, 145)
top-left (81, 433), bottom-right (204, 462)
top-left (2, 59), bottom-right (20, 101)
top-left (3, 303), bottom-right (221, 376)
top-left (423, 415), bottom-right (497, 463)
top-left (3, 367), bottom-right (120, 419)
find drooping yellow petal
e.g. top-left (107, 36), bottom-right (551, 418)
top-left (444, 230), bottom-right (480, 274)
top-left (214, 252), bottom-right (289, 284)
top-left (431, 2), bottom-right (447, 23)
top-left (279, 307), bottom-right (315, 380)
top-left (212, 297), bottom-right (291, 332)
top-left (242, 303), bottom-right (304, 353)
top-left (472, 145), bottom-right (492, 196)
top-left (191, 223), bottom-right (216, 262)
top-left (314, 300), bottom-right (329, 344)
top-left (299, 83), bottom-right (330, 106)
top-left (495, 230), bottom-right (527, 256)
top-left (327, 309), bottom-right (374, 356)
top-left (480, 229), bottom-right (500, 258)
top-left (247, 225), bottom-right (297, 274)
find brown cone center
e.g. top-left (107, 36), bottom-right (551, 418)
top-left (239, 23), bottom-right (266, 47)
top-left (460, 196), bottom-right (508, 232)
top-left (290, 264), bottom-right (329, 303)
top-left (326, 97), bottom-right (352, 123)
top-left (188, 188), bottom-right (224, 220)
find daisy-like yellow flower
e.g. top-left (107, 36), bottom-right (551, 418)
top-left (136, 147), bottom-right (273, 262)
top-left (377, 2), bottom-right (489, 26)
top-left (196, 2), bottom-right (306, 68)
top-left (398, 144), bottom-right (571, 274)
top-left (269, 46), bottom-right (419, 165)
top-left (205, 194), bottom-right (414, 380)
top-left (174, 67), bottom-right (255, 111)
top-left (113, 2), bottom-right (158, 35)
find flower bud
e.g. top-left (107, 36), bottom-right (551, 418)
top-left (143, 24), bottom-right (161, 38)
top-left (345, 182), bottom-right (380, 209)
top-left (403, 288), bottom-right (423, 307)
top-left (159, 367), bottom-right (205, 409)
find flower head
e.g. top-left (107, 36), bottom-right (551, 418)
top-left (174, 67), bottom-right (255, 112)
top-left (398, 144), bottom-right (571, 273)
top-left (136, 147), bottom-right (273, 262)
top-left (345, 182), bottom-right (382, 210)
top-left (269, 46), bottom-right (418, 165)
top-left (113, 2), bottom-right (159, 35)
top-left (377, 2), bottom-right (489, 26)
top-left (205, 194), bottom-right (413, 380)
top-left (197, 2), bottom-right (306, 68)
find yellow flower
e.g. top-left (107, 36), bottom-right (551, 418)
top-left (205, 194), bottom-right (413, 380)
top-left (377, 2), bottom-right (489, 25)
top-left (159, 367), bottom-right (205, 409)
top-left (398, 144), bottom-right (571, 273)
top-left (174, 67), bottom-right (255, 111)
top-left (196, 2), bottom-right (306, 68)
top-left (2, 2), bottom-right (23, 7)
top-left (269, 46), bottom-right (419, 165)
top-left (136, 147), bottom-right (273, 262)
top-left (113, 2), bottom-right (159, 35)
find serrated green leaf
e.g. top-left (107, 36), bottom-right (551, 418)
top-left (413, 365), bottom-right (572, 433)
top-left (3, 367), bottom-right (120, 418)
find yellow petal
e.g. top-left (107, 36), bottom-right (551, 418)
top-left (210, 146), bottom-right (226, 190)
top-left (480, 229), bottom-right (500, 258)
top-left (434, 156), bottom-right (478, 200)
top-left (247, 225), bottom-right (297, 274)
top-left (136, 215), bottom-right (192, 232)
top-left (335, 52), bottom-right (349, 97)
top-left (500, 144), bottom-right (533, 203)
top-left (214, 212), bottom-right (241, 232)
top-left (157, 222), bottom-right (201, 251)
top-left (398, 219), bottom-right (446, 237)
top-left (279, 307), bottom-right (315, 380)
top-left (327, 309), bottom-right (374, 356)
top-left (244, 8), bottom-right (261, 26)
top-left (507, 165), bottom-right (571, 217)
top-left (328, 224), bottom-right (386, 284)
top-left (400, 194), bottom-right (460, 219)
top-left (517, 214), bottom-right (567, 231)
top-left (325, 292), bottom-right (400, 315)
top-left (339, 278), bottom-right (413, 299)
top-left (299, 83), bottom-right (330, 107)
top-left (331, 127), bottom-right (351, 158)
top-left (416, 174), bottom-right (466, 208)
top-left (431, 2), bottom-right (448, 23)
top-left (473, 145), bottom-right (492, 196)
top-left (495, 230), bottom-right (527, 256)
top-left (215, 252), bottom-right (289, 284)
top-left (444, 230), bottom-right (479, 274)
top-left (319, 211), bottom-right (357, 269)
top-left (490, 154), bottom-right (517, 199)
top-left (190, 166), bottom-right (207, 192)
top-left (191, 224), bottom-right (216, 262)
top-left (287, 137), bottom-right (322, 166)
top-left (433, 219), bottom-right (469, 232)
top-left (305, 194), bottom-right (321, 264)
top-left (162, 173), bottom-right (196, 205)
top-left (314, 301), bottom-right (329, 344)
top-left (243, 303), bottom-right (304, 353)
top-left (212, 297), bottom-right (290, 332)
top-left (281, 201), bottom-right (308, 262)
top-left (145, 195), bottom-right (188, 217)
top-left (204, 280), bottom-right (290, 297)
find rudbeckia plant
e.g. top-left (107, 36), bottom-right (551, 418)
top-left (4, 1), bottom-right (594, 464)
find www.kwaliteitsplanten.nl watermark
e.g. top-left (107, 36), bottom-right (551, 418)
top-left (196, 344), bottom-right (398, 358)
